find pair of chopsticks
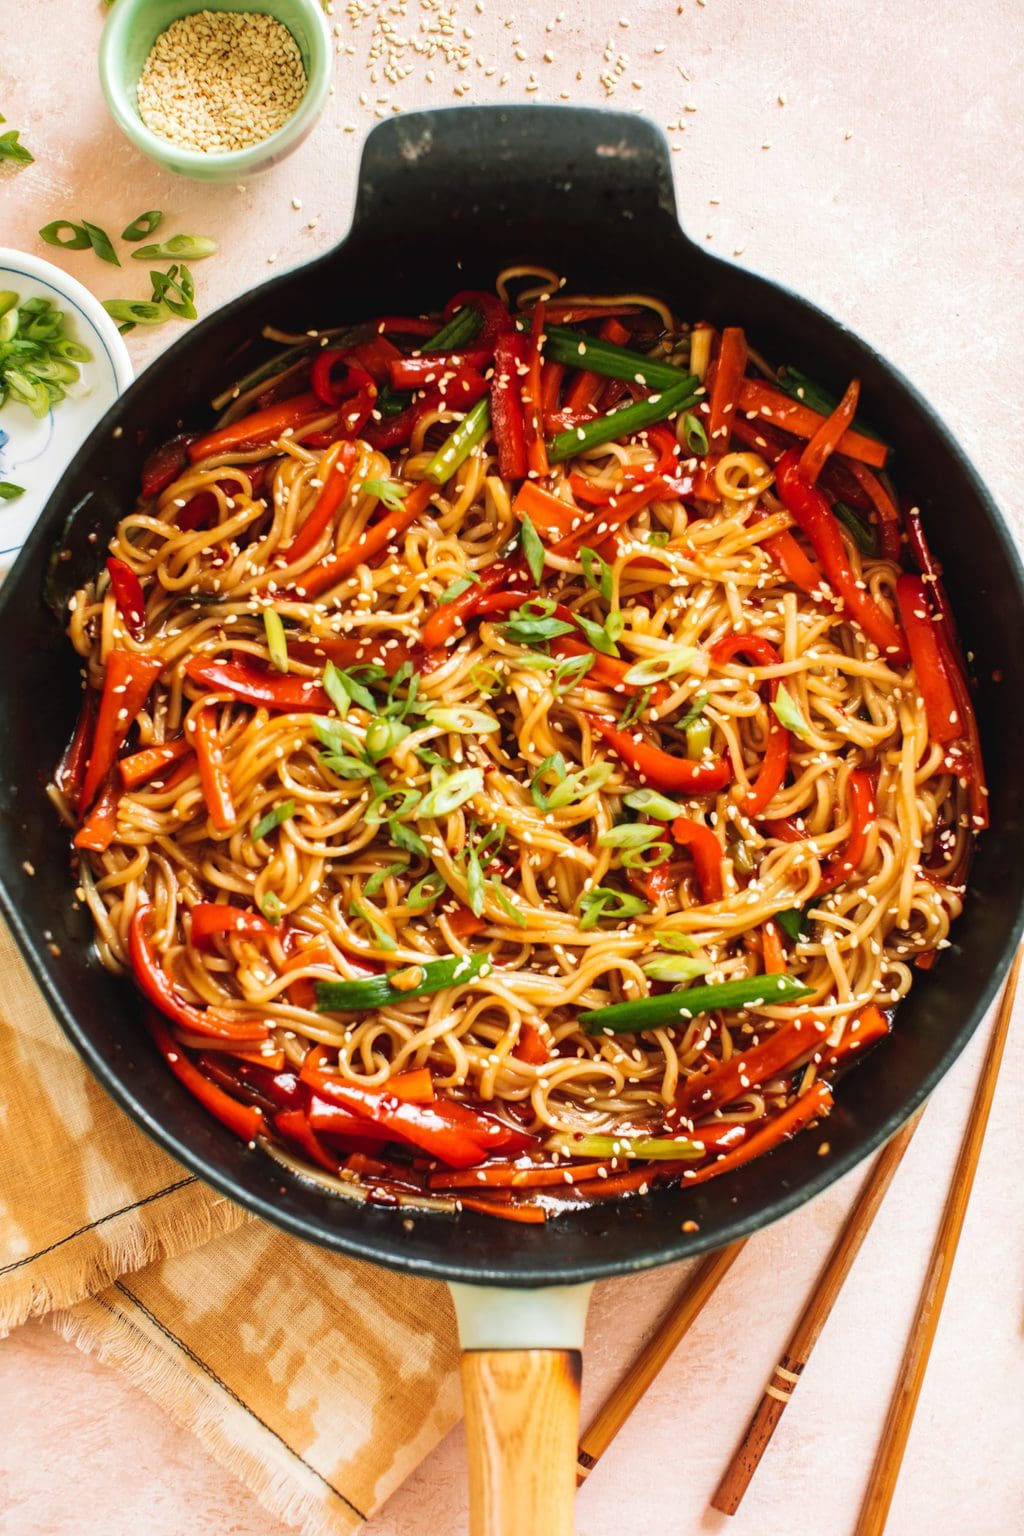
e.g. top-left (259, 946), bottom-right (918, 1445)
top-left (577, 951), bottom-right (1021, 1531)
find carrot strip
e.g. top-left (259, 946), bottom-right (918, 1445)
top-left (444, 904), bottom-right (489, 940)
top-left (761, 918), bottom-right (787, 975)
top-left (388, 1069), bottom-right (435, 1104)
top-left (679, 1081), bottom-right (833, 1185)
top-left (189, 393), bottom-right (332, 464)
top-left (843, 460), bottom-right (902, 561)
top-left (459, 1197), bottom-right (547, 1224)
top-left (739, 379), bottom-right (888, 469)
top-left (119, 737), bottom-right (191, 790)
top-left (286, 440), bottom-right (358, 564)
top-left (823, 1004), bottom-right (891, 1067)
top-left (563, 316), bottom-right (630, 413)
top-left (675, 1016), bottom-right (826, 1119)
top-left (707, 326), bottom-right (748, 446)
top-left (513, 479), bottom-right (579, 541)
top-left (73, 774), bottom-right (122, 852)
top-left (431, 1159), bottom-right (610, 1190)
top-left (187, 707), bottom-right (236, 832)
top-left (293, 480), bottom-right (435, 599)
top-left (513, 1023), bottom-right (551, 1066)
top-left (798, 378), bottom-right (860, 484)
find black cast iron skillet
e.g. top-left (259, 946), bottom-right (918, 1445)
top-left (1, 108), bottom-right (1022, 1532)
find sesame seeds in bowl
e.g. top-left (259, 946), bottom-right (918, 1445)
top-left (99, 0), bottom-right (333, 182)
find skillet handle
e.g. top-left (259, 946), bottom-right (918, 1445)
top-left (451, 1280), bottom-right (593, 1536)
top-left (350, 105), bottom-right (678, 238)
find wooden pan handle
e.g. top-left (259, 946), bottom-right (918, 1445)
top-left (461, 1348), bottom-right (581, 1536)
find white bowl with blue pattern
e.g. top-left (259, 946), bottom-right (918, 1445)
top-left (0, 249), bottom-right (133, 572)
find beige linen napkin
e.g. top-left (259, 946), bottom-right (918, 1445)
top-left (0, 919), bottom-right (462, 1533)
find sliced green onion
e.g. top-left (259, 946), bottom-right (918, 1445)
top-left (651, 929), bottom-right (697, 952)
top-left (132, 234), bottom-right (217, 262)
top-left (122, 210), bottom-right (163, 242)
top-left (491, 880), bottom-right (526, 926)
top-left (408, 871), bottom-right (446, 910)
top-left (426, 704), bottom-right (501, 734)
top-left (520, 510), bottom-right (545, 583)
top-left (543, 326), bottom-right (695, 390)
top-left (641, 955), bottom-right (711, 983)
top-left (39, 220), bottom-right (91, 251)
top-left (362, 860), bottom-right (408, 899)
top-left (623, 647), bottom-right (705, 686)
top-left (530, 752), bottom-right (566, 808)
top-left (647, 530), bottom-right (671, 547)
top-left (258, 891), bottom-right (285, 925)
top-left (424, 305), bottom-right (482, 351)
top-left (681, 411), bottom-right (709, 455)
top-left (580, 972), bottom-right (814, 1034)
top-left (313, 718), bottom-right (371, 780)
top-left (348, 899), bottom-right (398, 951)
top-left (573, 608), bottom-right (623, 657)
top-left (621, 841), bottom-right (671, 871)
top-left (728, 834), bottom-right (757, 875)
top-left (547, 377), bottom-right (700, 465)
top-left (424, 397), bottom-right (491, 485)
top-left (580, 546), bottom-right (613, 602)
top-left (552, 653), bottom-right (593, 695)
top-left (0, 482), bottom-right (25, 501)
top-left (833, 500), bottom-right (878, 556)
top-left (618, 685), bottom-right (653, 729)
top-left (366, 780), bottom-right (421, 824)
top-left (0, 127), bottom-right (34, 165)
top-left (686, 717), bottom-right (713, 759)
top-left (150, 264), bottom-right (196, 320)
top-left (361, 476), bottom-right (409, 513)
top-left (365, 717), bottom-right (411, 760)
top-left (776, 905), bottom-right (810, 941)
top-left (389, 818), bottom-right (428, 857)
top-left (598, 823), bottom-right (662, 850)
top-left (771, 682), bottom-right (814, 741)
top-left (776, 366), bottom-right (884, 444)
top-left (437, 572), bottom-right (481, 604)
top-left (315, 950), bottom-right (492, 1012)
top-left (263, 609), bottom-right (288, 672)
top-left (549, 1133), bottom-right (706, 1162)
top-left (252, 799), bottom-right (295, 841)
top-left (578, 886), bottom-right (648, 930)
top-left (679, 693), bottom-right (709, 730)
top-left (624, 788), bottom-right (683, 821)
top-left (417, 766), bottom-right (483, 819)
top-left (323, 660), bottom-right (376, 714)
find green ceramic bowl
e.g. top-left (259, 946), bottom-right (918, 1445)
top-left (99, 0), bottom-right (332, 181)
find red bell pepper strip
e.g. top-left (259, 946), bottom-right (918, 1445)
top-left (729, 410), bottom-right (794, 464)
top-left (838, 459), bottom-right (902, 563)
top-left (177, 490), bottom-right (218, 532)
top-left (130, 905), bottom-right (269, 1042)
top-left (710, 634), bottom-right (791, 818)
top-left (513, 1022), bottom-right (551, 1066)
top-left (490, 330), bottom-right (529, 480)
top-left (675, 1015), bottom-right (826, 1118)
top-left (568, 424), bottom-right (680, 505)
top-left (373, 314), bottom-right (438, 338)
top-left (303, 1069), bottom-right (534, 1169)
top-left (816, 769), bottom-right (876, 893)
top-left (185, 656), bottom-right (330, 713)
top-left (306, 1096), bottom-right (401, 1144)
top-left (73, 773), bottom-right (122, 852)
top-left (389, 353), bottom-right (490, 390)
top-left (442, 289), bottom-right (513, 354)
top-left (105, 557), bottom-right (147, 641)
top-left (292, 479), bottom-right (436, 600)
top-left (753, 510), bottom-right (823, 598)
top-left (707, 326), bottom-right (748, 446)
top-left (188, 393), bottom-right (333, 464)
top-left (512, 479), bottom-right (579, 541)
top-left (904, 506), bottom-right (958, 655)
top-left (420, 553), bottom-right (528, 650)
top-left (588, 716), bottom-right (732, 795)
top-left (56, 688), bottom-right (98, 809)
top-left (670, 817), bottom-right (725, 902)
top-left (79, 651), bottom-right (163, 812)
top-left (761, 918), bottom-right (787, 975)
top-left (798, 377), bottom-right (860, 484)
top-left (563, 316), bottom-right (631, 414)
top-left (678, 1081), bottom-right (833, 1185)
top-left (775, 450), bottom-right (909, 663)
top-left (739, 379), bottom-right (888, 469)
top-left (432, 1159), bottom-right (611, 1190)
top-left (551, 478), bottom-right (669, 558)
top-left (340, 335), bottom-right (402, 382)
top-left (189, 903), bottom-right (277, 950)
top-left (147, 1010), bottom-right (265, 1142)
top-left (141, 433), bottom-right (195, 499)
top-left (119, 736), bottom-right (191, 790)
top-left (274, 1108), bottom-right (342, 1171)
top-left (643, 857), bottom-right (681, 905)
top-left (895, 574), bottom-right (961, 745)
top-left (230, 1061), bottom-right (304, 1108)
top-left (287, 632), bottom-right (417, 677)
top-left (522, 300), bottom-right (550, 478)
top-left (937, 630), bottom-right (988, 830)
top-left (285, 440), bottom-right (358, 565)
top-left (311, 351), bottom-right (375, 408)
top-left (187, 706), bottom-right (236, 833)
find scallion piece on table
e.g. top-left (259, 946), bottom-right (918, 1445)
top-left (314, 950), bottom-right (492, 1012)
top-left (547, 1133), bottom-right (707, 1162)
top-left (251, 799), bottom-right (296, 841)
top-left (122, 210), bottom-right (163, 242)
top-left (132, 234), bottom-right (218, 262)
top-left (542, 326), bottom-right (696, 390)
top-left (38, 221), bottom-right (92, 251)
top-left (547, 377), bottom-right (699, 465)
top-left (424, 397), bottom-right (491, 485)
top-left (579, 972), bottom-right (814, 1034)
top-left (0, 482), bottom-right (25, 500)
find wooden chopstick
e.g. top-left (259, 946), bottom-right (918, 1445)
top-left (711, 1107), bottom-right (923, 1515)
top-left (576, 1238), bottom-right (747, 1484)
top-left (854, 948), bottom-right (1021, 1536)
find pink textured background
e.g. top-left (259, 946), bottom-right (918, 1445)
top-left (1, 2), bottom-right (1022, 1534)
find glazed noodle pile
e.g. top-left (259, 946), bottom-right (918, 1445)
top-left (53, 270), bottom-right (987, 1223)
